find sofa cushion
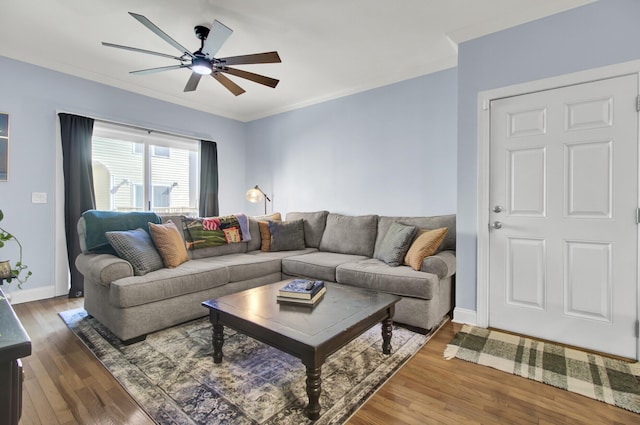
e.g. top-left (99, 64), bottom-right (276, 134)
top-left (246, 247), bottom-right (318, 259)
top-left (286, 211), bottom-right (329, 248)
top-left (404, 227), bottom-right (448, 271)
top-left (205, 253), bottom-right (282, 283)
top-left (375, 222), bottom-right (417, 266)
top-left (336, 258), bottom-right (440, 300)
top-left (319, 213), bottom-right (378, 256)
top-left (282, 252), bottom-right (368, 282)
top-left (148, 220), bottom-right (190, 268)
top-left (269, 219), bottom-right (306, 251)
top-left (105, 228), bottom-right (164, 276)
top-left (109, 260), bottom-right (230, 308)
top-left (374, 215), bottom-right (456, 257)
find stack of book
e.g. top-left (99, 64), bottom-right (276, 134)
top-left (276, 279), bottom-right (326, 305)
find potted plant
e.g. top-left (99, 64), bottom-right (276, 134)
top-left (0, 209), bottom-right (31, 288)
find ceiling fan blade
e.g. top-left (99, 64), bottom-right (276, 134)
top-left (212, 72), bottom-right (246, 96)
top-left (184, 72), bottom-right (202, 92)
top-left (201, 20), bottom-right (233, 59)
top-left (130, 64), bottom-right (188, 75)
top-left (129, 12), bottom-right (195, 58)
top-left (102, 42), bottom-right (184, 61)
top-left (217, 51), bottom-right (281, 66)
top-left (220, 67), bottom-right (279, 88)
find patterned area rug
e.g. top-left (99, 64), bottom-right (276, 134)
top-left (60, 309), bottom-right (442, 424)
top-left (444, 324), bottom-right (640, 414)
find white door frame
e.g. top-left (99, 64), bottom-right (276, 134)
top-left (476, 59), bottom-right (640, 359)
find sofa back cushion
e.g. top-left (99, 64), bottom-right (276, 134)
top-left (319, 213), bottom-right (378, 257)
top-left (285, 211), bottom-right (329, 248)
top-left (374, 214), bottom-right (456, 258)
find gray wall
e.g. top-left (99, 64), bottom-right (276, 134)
top-left (245, 68), bottom-right (458, 217)
top-left (456, 0), bottom-right (640, 311)
top-left (0, 56), bottom-right (247, 298)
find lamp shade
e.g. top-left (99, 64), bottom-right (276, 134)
top-left (245, 186), bottom-right (264, 203)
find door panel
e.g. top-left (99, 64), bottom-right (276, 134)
top-left (489, 74), bottom-right (638, 358)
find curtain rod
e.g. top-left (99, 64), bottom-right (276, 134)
top-left (57, 110), bottom-right (208, 142)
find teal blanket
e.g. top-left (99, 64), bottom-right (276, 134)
top-left (83, 210), bottom-right (162, 254)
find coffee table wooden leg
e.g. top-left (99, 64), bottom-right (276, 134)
top-left (382, 317), bottom-right (393, 355)
top-left (305, 365), bottom-right (322, 420)
top-left (212, 323), bottom-right (224, 363)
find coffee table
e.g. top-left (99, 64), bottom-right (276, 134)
top-left (202, 280), bottom-right (401, 420)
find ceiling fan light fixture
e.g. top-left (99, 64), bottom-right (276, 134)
top-left (191, 57), bottom-right (212, 75)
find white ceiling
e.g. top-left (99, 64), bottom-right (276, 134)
top-left (1, 0), bottom-right (593, 122)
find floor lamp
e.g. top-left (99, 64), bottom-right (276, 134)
top-left (245, 185), bottom-right (271, 214)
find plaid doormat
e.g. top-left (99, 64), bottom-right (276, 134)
top-left (444, 325), bottom-right (640, 414)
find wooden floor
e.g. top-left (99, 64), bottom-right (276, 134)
top-left (12, 296), bottom-right (640, 425)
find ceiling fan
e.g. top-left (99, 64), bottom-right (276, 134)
top-left (102, 12), bottom-right (281, 96)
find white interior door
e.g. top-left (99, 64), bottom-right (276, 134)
top-left (488, 74), bottom-right (639, 359)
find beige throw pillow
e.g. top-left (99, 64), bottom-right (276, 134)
top-left (148, 220), bottom-right (189, 268)
top-left (404, 227), bottom-right (448, 271)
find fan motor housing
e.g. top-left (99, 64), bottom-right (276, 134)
top-left (194, 25), bottom-right (210, 40)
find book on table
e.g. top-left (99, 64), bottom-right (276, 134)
top-left (277, 287), bottom-right (327, 305)
top-left (278, 279), bottom-right (325, 300)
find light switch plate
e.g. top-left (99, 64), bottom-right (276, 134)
top-left (31, 192), bottom-right (47, 203)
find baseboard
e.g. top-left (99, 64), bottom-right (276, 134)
top-left (452, 307), bottom-right (477, 326)
top-left (4, 284), bottom-right (57, 305)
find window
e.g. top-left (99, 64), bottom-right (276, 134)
top-left (92, 122), bottom-right (199, 215)
top-left (152, 146), bottom-right (170, 158)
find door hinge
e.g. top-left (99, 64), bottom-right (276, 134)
top-left (636, 95), bottom-right (640, 112)
top-left (636, 320), bottom-right (639, 338)
top-left (636, 208), bottom-right (640, 224)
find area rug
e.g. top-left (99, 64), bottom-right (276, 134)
top-left (444, 324), bottom-right (640, 413)
top-left (60, 309), bottom-right (442, 424)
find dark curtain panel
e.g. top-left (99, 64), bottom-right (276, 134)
top-left (59, 113), bottom-right (95, 298)
top-left (199, 140), bottom-right (219, 217)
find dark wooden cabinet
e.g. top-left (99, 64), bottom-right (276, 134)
top-left (0, 288), bottom-right (31, 425)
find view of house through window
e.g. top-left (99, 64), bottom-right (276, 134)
top-left (92, 121), bottom-right (199, 215)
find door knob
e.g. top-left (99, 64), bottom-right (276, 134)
top-left (493, 205), bottom-right (503, 213)
top-left (491, 221), bottom-right (502, 229)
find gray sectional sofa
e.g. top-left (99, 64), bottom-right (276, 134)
top-left (75, 211), bottom-right (456, 343)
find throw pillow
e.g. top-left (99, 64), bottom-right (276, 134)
top-left (269, 219), bottom-right (306, 252)
top-left (148, 220), bottom-right (189, 268)
top-left (105, 228), bottom-right (164, 276)
top-left (223, 227), bottom-right (241, 243)
top-left (375, 222), bottom-right (418, 267)
top-left (258, 221), bottom-right (273, 252)
top-left (404, 227), bottom-right (448, 271)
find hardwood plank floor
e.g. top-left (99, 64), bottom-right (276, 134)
top-left (11, 296), bottom-right (640, 424)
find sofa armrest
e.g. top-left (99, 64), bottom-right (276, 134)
top-left (75, 253), bottom-right (134, 287)
top-left (420, 250), bottom-right (456, 279)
